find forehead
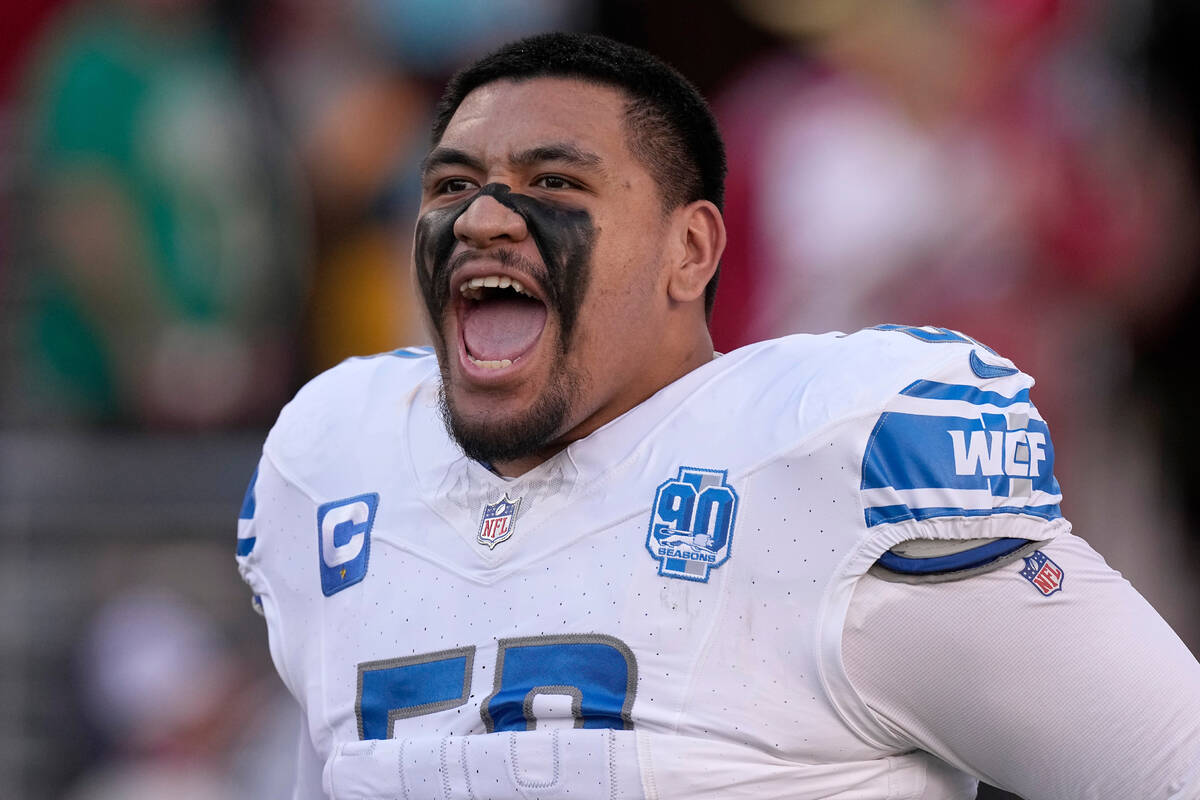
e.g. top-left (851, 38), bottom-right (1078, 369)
top-left (436, 77), bottom-right (635, 166)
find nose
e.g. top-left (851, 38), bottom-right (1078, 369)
top-left (453, 192), bottom-right (528, 249)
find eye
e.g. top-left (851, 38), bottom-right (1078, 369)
top-left (533, 174), bottom-right (578, 191)
top-left (436, 177), bottom-right (478, 195)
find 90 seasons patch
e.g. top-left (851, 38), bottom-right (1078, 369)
top-left (646, 467), bottom-right (738, 582)
top-left (478, 494), bottom-right (522, 550)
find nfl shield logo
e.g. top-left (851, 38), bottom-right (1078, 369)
top-left (477, 494), bottom-right (521, 550)
top-left (1019, 550), bottom-right (1064, 596)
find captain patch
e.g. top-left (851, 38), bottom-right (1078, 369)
top-left (318, 494), bottom-right (378, 596)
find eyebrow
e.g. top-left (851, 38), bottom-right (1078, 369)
top-left (420, 143), bottom-right (604, 177)
top-left (420, 147), bottom-right (485, 176)
top-left (509, 143), bottom-right (603, 171)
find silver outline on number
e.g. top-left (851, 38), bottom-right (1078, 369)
top-left (355, 645), bottom-right (476, 739)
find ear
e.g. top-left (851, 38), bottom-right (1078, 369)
top-left (667, 200), bottom-right (726, 305)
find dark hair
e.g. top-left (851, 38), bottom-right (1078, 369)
top-left (430, 32), bottom-right (727, 317)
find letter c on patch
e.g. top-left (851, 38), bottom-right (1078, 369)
top-left (322, 501), bottom-right (370, 566)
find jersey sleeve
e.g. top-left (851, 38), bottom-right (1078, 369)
top-left (235, 451), bottom-right (320, 708)
top-left (842, 531), bottom-right (1200, 798)
top-left (857, 330), bottom-right (1070, 561)
top-left (291, 720), bottom-right (328, 800)
top-left (236, 450), bottom-right (333, 794)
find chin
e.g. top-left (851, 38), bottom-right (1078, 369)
top-left (438, 374), bottom-right (578, 466)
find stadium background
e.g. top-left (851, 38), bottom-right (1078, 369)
top-left (1, 1), bottom-right (1197, 797)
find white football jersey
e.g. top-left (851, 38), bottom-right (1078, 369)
top-left (237, 326), bottom-right (1070, 799)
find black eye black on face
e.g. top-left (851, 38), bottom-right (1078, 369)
top-left (413, 183), bottom-right (597, 346)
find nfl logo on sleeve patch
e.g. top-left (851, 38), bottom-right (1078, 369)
top-left (646, 467), bottom-right (738, 582)
top-left (477, 494), bottom-right (521, 550)
top-left (317, 494), bottom-right (379, 596)
top-left (1019, 549), bottom-right (1064, 596)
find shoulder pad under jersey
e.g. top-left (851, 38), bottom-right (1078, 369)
top-left (871, 537), bottom-right (1042, 583)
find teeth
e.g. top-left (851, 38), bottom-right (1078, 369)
top-left (467, 355), bottom-right (513, 369)
top-left (457, 275), bottom-right (533, 298)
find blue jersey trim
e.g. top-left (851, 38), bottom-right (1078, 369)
top-left (387, 346), bottom-right (434, 359)
top-left (969, 350), bottom-right (1018, 379)
top-left (864, 503), bottom-right (1063, 527)
top-left (871, 324), bottom-right (1002, 355)
top-left (236, 537), bottom-right (257, 556)
top-left (899, 380), bottom-right (1031, 408)
top-left (872, 324), bottom-right (970, 344)
top-left (239, 466), bottom-right (258, 520)
top-left (347, 346), bottom-right (435, 362)
top-left (876, 537), bottom-right (1032, 575)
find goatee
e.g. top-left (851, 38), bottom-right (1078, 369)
top-left (437, 368), bottom-right (580, 466)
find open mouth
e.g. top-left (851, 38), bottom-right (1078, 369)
top-left (458, 275), bottom-right (548, 369)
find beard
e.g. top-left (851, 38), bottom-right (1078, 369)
top-left (437, 361), bottom-right (581, 467)
top-left (414, 182), bottom-right (597, 468)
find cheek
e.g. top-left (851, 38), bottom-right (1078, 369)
top-left (412, 206), bottom-right (464, 314)
top-left (413, 217), bottom-right (444, 268)
top-left (571, 256), bottom-right (662, 362)
top-left (600, 228), bottom-right (667, 308)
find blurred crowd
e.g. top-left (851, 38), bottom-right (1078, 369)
top-left (1, 0), bottom-right (1197, 797)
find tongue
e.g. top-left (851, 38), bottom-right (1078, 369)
top-left (463, 296), bottom-right (547, 361)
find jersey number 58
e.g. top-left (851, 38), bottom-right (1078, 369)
top-left (355, 634), bottom-right (637, 740)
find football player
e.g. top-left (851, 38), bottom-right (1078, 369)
top-left (238, 32), bottom-right (1200, 799)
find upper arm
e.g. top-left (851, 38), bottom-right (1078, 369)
top-left (843, 531), bottom-right (1200, 799)
top-left (235, 452), bottom-right (315, 705)
top-left (829, 327), bottom-right (1200, 797)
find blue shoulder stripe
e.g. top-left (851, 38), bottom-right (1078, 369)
top-left (865, 503), bottom-right (1063, 527)
top-left (871, 324), bottom-right (1004, 355)
top-left (872, 324), bottom-right (974, 344)
top-left (876, 537), bottom-right (1032, 575)
top-left (239, 466), bottom-right (258, 520)
top-left (237, 466), bottom-right (258, 556)
top-left (899, 380), bottom-right (1031, 408)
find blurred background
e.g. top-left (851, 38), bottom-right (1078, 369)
top-left (1, 0), bottom-right (1197, 797)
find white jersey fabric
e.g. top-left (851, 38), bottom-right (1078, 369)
top-left (236, 327), bottom-right (1200, 799)
top-left (844, 532), bottom-right (1200, 800)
